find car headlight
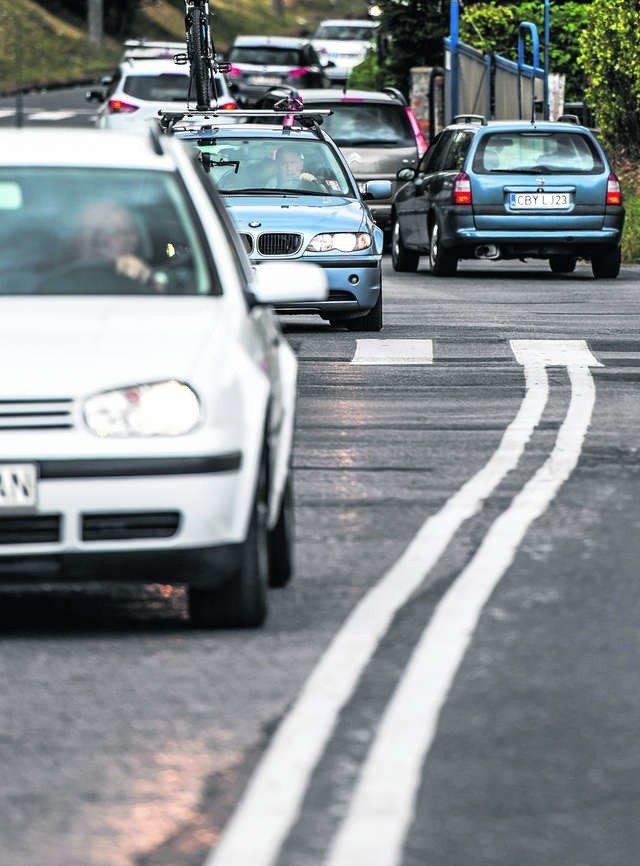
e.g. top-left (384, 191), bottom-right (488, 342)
top-left (84, 380), bottom-right (201, 437)
top-left (306, 232), bottom-right (372, 253)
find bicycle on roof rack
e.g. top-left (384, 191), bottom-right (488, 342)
top-left (174, 1), bottom-right (231, 110)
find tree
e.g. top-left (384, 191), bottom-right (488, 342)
top-left (578, 0), bottom-right (640, 156)
top-left (376, 0), bottom-right (449, 98)
top-left (458, 1), bottom-right (591, 102)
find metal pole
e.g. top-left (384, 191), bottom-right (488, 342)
top-left (88, 0), bottom-right (103, 47)
top-left (450, 0), bottom-right (459, 119)
top-left (15, 11), bottom-right (23, 128)
top-left (544, 0), bottom-right (550, 119)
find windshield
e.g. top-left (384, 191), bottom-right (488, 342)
top-left (228, 46), bottom-right (304, 66)
top-left (472, 131), bottom-right (604, 174)
top-left (0, 168), bottom-right (215, 295)
top-left (314, 25), bottom-right (376, 41)
top-left (192, 137), bottom-right (354, 196)
top-left (314, 103), bottom-right (414, 147)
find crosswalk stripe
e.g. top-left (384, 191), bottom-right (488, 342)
top-left (351, 338), bottom-right (433, 365)
top-left (28, 110), bottom-right (76, 121)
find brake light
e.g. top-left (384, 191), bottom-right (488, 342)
top-left (107, 99), bottom-right (139, 114)
top-left (217, 101), bottom-right (237, 110)
top-left (606, 173), bottom-right (621, 206)
top-left (226, 65), bottom-right (242, 76)
top-left (405, 107), bottom-right (427, 159)
top-left (288, 67), bottom-right (310, 79)
top-left (453, 172), bottom-right (472, 205)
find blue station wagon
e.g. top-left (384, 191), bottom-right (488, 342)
top-left (391, 116), bottom-right (625, 278)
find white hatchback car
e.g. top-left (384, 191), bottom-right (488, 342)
top-left (0, 128), bottom-right (326, 628)
top-left (311, 19), bottom-right (379, 84)
top-left (87, 56), bottom-right (237, 130)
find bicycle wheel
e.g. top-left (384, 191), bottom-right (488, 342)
top-left (189, 4), bottom-right (211, 109)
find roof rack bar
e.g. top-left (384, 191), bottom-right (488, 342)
top-left (161, 108), bottom-right (332, 119)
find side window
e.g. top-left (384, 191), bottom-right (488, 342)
top-left (419, 131), bottom-right (452, 174)
top-left (441, 130), bottom-right (475, 171)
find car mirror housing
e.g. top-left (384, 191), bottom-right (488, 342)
top-left (251, 261), bottom-right (328, 305)
top-left (397, 167), bottom-right (416, 181)
top-left (362, 180), bottom-right (392, 200)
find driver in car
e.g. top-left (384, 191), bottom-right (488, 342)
top-left (71, 200), bottom-right (159, 287)
top-left (269, 146), bottom-right (324, 189)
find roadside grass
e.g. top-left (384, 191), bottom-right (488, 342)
top-left (615, 159), bottom-right (640, 264)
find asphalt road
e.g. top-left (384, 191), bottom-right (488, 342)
top-left (1, 94), bottom-right (639, 866)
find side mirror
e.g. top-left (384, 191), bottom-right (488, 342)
top-left (361, 179), bottom-right (392, 200)
top-left (100, 75), bottom-right (113, 86)
top-left (396, 167), bottom-right (416, 181)
top-left (325, 60), bottom-right (336, 68)
top-left (85, 89), bottom-right (106, 103)
top-left (251, 261), bottom-right (328, 305)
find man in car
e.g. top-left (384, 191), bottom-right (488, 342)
top-left (268, 145), bottom-right (326, 189)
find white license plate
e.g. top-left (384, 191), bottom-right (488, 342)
top-left (247, 75), bottom-right (282, 86)
top-left (509, 192), bottom-right (570, 209)
top-left (0, 463), bottom-right (38, 509)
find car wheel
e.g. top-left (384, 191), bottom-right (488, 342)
top-left (549, 254), bottom-right (577, 274)
top-left (591, 246), bottom-right (621, 279)
top-left (346, 288), bottom-right (383, 332)
top-left (189, 455), bottom-right (269, 628)
top-left (428, 219), bottom-right (457, 276)
top-left (391, 219), bottom-right (420, 272)
top-left (268, 473), bottom-right (294, 588)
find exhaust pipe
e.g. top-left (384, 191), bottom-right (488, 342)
top-left (475, 244), bottom-right (500, 259)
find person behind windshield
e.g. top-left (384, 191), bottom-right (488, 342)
top-left (70, 200), bottom-right (158, 287)
top-left (269, 145), bottom-right (324, 189)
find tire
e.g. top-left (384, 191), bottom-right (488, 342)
top-left (346, 287), bottom-right (383, 331)
top-left (268, 474), bottom-right (294, 588)
top-left (549, 254), bottom-right (577, 274)
top-left (591, 246), bottom-right (621, 279)
top-left (428, 219), bottom-right (457, 276)
top-left (189, 456), bottom-right (269, 628)
top-left (189, 6), bottom-right (211, 109)
top-left (391, 219), bottom-right (420, 272)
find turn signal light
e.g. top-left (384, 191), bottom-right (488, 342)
top-left (108, 99), bottom-right (139, 114)
top-left (453, 171), bottom-right (472, 205)
top-left (606, 173), bottom-right (621, 206)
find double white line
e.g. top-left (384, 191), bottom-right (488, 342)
top-left (205, 339), bottom-right (601, 866)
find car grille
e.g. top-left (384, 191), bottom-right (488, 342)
top-left (257, 233), bottom-right (302, 256)
top-left (0, 515), bottom-right (62, 545)
top-left (82, 512), bottom-right (180, 542)
top-left (0, 398), bottom-right (74, 431)
top-left (238, 233), bottom-right (254, 254)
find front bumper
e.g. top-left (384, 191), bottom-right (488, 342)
top-left (0, 454), bottom-right (247, 586)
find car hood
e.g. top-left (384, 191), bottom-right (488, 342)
top-left (225, 196), bottom-right (368, 232)
top-left (0, 297), bottom-right (227, 397)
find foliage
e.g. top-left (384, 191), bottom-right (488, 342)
top-left (459, 1), bottom-right (590, 102)
top-left (34, 0), bottom-right (141, 37)
top-left (347, 48), bottom-right (394, 91)
top-left (375, 0), bottom-right (448, 99)
top-left (0, 0), bottom-right (120, 91)
top-left (578, 0), bottom-right (640, 158)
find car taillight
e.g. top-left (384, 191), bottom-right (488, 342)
top-left (606, 173), bottom-right (621, 205)
top-left (405, 107), bottom-right (428, 159)
top-left (217, 101), bottom-right (237, 110)
top-left (453, 172), bottom-right (472, 205)
top-left (226, 65), bottom-right (242, 76)
top-left (107, 99), bottom-right (139, 114)
top-left (288, 67), bottom-right (310, 79)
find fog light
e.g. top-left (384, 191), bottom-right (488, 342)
top-left (348, 274), bottom-right (359, 285)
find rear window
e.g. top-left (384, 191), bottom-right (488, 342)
top-left (229, 46), bottom-right (304, 66)
top-left (123, 73), bottom-right (190, 101)
top-left (311, 102), bottom-right (414, 147)
top-left (472, 131), bottom-right (604, 174)
top-left (313, 25), bottom-right (377, 40)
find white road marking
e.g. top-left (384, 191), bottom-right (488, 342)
top-left (325, 339), bottom-right (601, 866)
top-left (0, 109), bottom-right (16, 119)
top-left (351, 339), bottom-right (433, 365)
top-left (28, 110), bottom-right (76, 121)
top-left (204, 342), bottom-right (554, 866)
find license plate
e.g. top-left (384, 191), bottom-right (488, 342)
top-left (0, 463), bottom-right (38, 510)
top-left (509, 192), bottom-right (570, 209)
top-left (247, 75), bottom-right (282, 86)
